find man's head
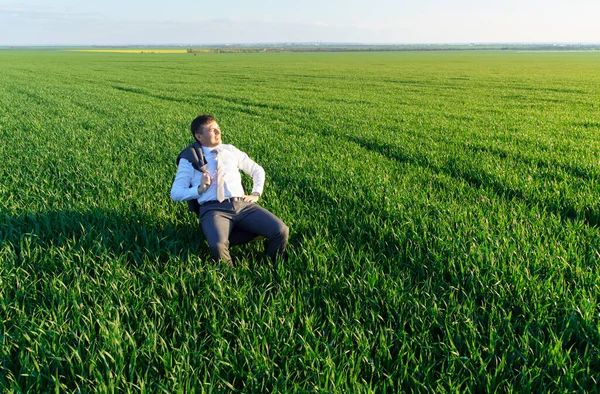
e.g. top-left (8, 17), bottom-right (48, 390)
top-left (191, 114), bottom-right (222, 148)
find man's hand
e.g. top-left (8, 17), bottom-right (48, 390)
top-left (197, 172), bottom-right (212, 194)
top-left (243, 194), bottom-right (260, 203)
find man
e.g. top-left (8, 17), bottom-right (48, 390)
top-left (170, 114), bottom-right (289, 266)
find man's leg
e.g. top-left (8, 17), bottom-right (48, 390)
top-left (199, 206), bottom-right (234, 265)
top-left (233, 202), bottom-right (289, 263)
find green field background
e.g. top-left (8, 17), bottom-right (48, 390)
top-left (1, 50), bottom-right (599, 391)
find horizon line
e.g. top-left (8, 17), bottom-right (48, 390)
top-left (3, 41), bottom-right (600, 48)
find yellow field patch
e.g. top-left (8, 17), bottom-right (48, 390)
top-left (67, 49), bottom-right (188, 54)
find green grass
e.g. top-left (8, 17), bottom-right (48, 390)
top-left (1, 50), bottom-right (599, 392)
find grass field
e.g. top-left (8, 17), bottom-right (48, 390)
top-left (0, 49), bottom-right (599, 392)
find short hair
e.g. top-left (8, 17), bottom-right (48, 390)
top-left (190, 114), bottom-right (215, 139)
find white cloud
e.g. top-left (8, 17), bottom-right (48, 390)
top-left (0, 4), bottom-right (102, 23)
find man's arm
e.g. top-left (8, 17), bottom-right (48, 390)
top-left (235, 148), bottom-right (265, 200)
top-left (170, 158), bottom-right (210, 201)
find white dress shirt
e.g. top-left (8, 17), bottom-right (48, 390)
top-left (170, 144), bottom-right (265, 204)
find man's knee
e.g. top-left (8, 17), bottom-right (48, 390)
top-left (209, 240), bottom-right (229, 259)
top-left (269, 221), bottom-right (289, 244)
top-left (279, 222), bottom-right (289, 241)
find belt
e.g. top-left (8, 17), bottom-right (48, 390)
top-left (200, 197), bottom-right (245, 206)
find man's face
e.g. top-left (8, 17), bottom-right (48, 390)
top-left (196, 120), bottom-right (222, 148)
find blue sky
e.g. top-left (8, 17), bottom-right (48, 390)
top-left (1, 0), bottom-right (599, 46)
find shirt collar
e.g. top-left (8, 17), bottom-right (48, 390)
top-left (201, 144), bottom-right (222, 156)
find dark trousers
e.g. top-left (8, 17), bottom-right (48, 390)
top-left (199, 200), bottom-right (289, 265)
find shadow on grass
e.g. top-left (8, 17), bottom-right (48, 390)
top-left (1, 208), bottom-right (205, 267)
top-left (0, 207), bottom-right (290, 273)
top-left (463, 143), bottom-right (597, 182)
top-left (346, 135), bottom-right (600, 228)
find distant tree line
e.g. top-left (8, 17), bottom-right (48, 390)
top-left (185, 44), bottom-right (600, 54)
